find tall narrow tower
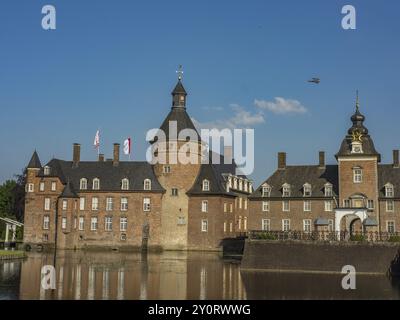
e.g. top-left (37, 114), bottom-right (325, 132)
top-left (153, 75), bottom-right (203, 250)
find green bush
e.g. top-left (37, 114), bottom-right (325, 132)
top-left (350, 234), bottom-right (366, 242)
top-left (257, 232), bottom-right (277, 240)
top-left (388, 235), bottom-right (400, 242)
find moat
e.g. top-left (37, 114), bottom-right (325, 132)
top-left (0, 251), bottom-right (400, 300)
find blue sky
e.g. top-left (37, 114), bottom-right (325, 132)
top-left (1, 0), bottom-right (400, 186)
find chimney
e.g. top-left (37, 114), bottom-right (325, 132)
top-left (73, 143), bottom-right (81, 167)
top-left (224, 145), bottom-right (233, 164)
top-left (394, 150), bottom-right (399, 168)
top-left (98, 153), bottom-right (105, 162)
top-left (278, 152), bottom-right (286, 170)
top-left (319, 151), bottom-right (325, 168)
top-left (113, 143), bottom-right (120, 166)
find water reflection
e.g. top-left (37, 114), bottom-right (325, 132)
top-left (14, 251), bottom-right (243, 300)
top-left (1, 251), bottom-right (400, 300)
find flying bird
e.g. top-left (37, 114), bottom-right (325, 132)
top-left (308, 77), bottom-right (320, 84)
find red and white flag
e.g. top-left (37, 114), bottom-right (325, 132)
top-left (123, 137), bottom-right (131, 156)
top-left (94, 130), bottom-right (100, 150)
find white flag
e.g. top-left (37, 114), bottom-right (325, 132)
top-left (94, 130), bottom-right (100, 149)
top-left (123, 138), bottom-right (131, 155)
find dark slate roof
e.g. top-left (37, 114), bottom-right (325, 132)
top-left (315, 218), bottom-right (329, 226)
top-left (378, 165), bottom-right (400, 198)
top-left (27, 151), bottom-right (42, 169)
top-left (38, 159), bottom-right (165, 193)
top-left (171, 80), bottom-right (187, 95)
top-left (336, 108), bottom-right (380, 160)
top-left (158, 108), bottom-right (199, 141)
top-left (61, 181), bottom-right (79, 198)
top-left (363, 217), bottom-right (378, 226)
top-left (250, 165), bottom-right (338, 199)
top-left (187, 152), bottom-right (248, 196)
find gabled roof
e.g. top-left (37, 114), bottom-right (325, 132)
top-left (378, 165), bottom-right (400, 198)
top-left (250, 165), bottom-right (338, 199)
top-left (38, 159), bottom-right (165, 192)
top-left (27, 151), bottom-right (42, 169)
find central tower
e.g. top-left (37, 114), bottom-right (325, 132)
top-left (153, 76), bottom-right (203, 250)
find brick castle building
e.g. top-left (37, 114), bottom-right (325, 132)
top-left (24, 80), bottom-right (400, 251)
top-left (23, 79), bottom-right (252, 251)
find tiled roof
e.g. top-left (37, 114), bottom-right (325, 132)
top-left (378, 165), bottom-right (400, 198)
top-left (27, 151), bottom-right (42, 169)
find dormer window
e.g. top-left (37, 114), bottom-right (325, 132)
top-left (353, 167), bottom-right (363, 183)
top-left (121, 178), bottom-right (129, 191)
top-left (303, 183), bottom-right (312, 197)
top-left (244, 182), bottom-right (248, 192)
top-left (80, 178), bottom-right (87, 190)
top-left (44, 166), bottom-right (51, 176)
top-left (92, 178), bottom-right (100, 190)
top-left (233, 178), bottom-right (237, 189)
top-left (144, 179), bottom-right (152, 191)
top-left (239, 179), bottom-right (243, 191)
top-left (324, 183), bottom-right (333, 197)
top-left (202, 179), bottom-right (210, 191)
top-left (385, 183), bottom-right (394, 198)
top-left (262, 184), bottom-right (271, 197)
top-left (282, 184), bottom-right (291, 197)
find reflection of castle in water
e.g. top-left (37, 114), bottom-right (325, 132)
top-left (17, 251), bottom-right (246, 300)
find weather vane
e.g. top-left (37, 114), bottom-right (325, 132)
top-left (176, 65), bottom-right (184, 81)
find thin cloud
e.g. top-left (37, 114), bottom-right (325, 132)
top-left (254, 97), bottom-right (307, 114)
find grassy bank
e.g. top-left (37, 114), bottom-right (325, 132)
top-left (0, 250), bottom-right (26, 260)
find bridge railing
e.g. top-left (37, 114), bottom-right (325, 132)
top-left (248, 230), bottom-right (400, 242)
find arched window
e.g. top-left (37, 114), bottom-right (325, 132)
top-left (282, 183), bottom-right (291, 197)
top-left (385, 183), bottom-right (394, 198)
top-left (80, 178), bottom-right (87, 190)
top-left (202, 179), bottom-right (210, 191)
top-left (93, 178), bottom-right (100, 190)
top-left (303, 183), bottom-right (312, 197)
top-left (144, 179), bottom-right (151, 191)
top-left (121, 178), bottom-right (129, 190)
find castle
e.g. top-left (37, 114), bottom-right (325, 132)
top-left (23, 79), bottom-right (400, 251)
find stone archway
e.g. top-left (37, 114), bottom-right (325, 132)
top-left (334, 208), bottom-right (368, 239)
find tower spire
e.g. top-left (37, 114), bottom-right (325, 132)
top-left (171, 65), bottom-right (187, 108)
top-left (356, 90), bottom-right (360, 113)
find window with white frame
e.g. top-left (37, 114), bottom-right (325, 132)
top-left (202, 179), bottom-right (210, 191)
top-left (121, 178), bottom-right (129, 190)
top-left (121, 197), bottom-right (128, 211)
top-left (92, 178), bottom-right (100, 190)
top-left (303, 200), bottom-right (311, 212)
top-left (223, 222), bottom-right (227, 233)
top-left (244, 182), bottom-right (248, 192)
top-left (79, 217), bottom-right (84, 231)
top-left (303, 219), bottom-right (312, 232)
top-left (44, 198), bottom-right (51, 211)
top-left (229, 222), bottom-right (233, 232)
top-left (143, 198), bottom-right (151, 211)
top-left (262, 201), bottom-right (269, 212)
top-left (120, 217), bottom-right (127, 231)
top-left (44, 166), bottom-right (51, 175)
top-left (244, 199), bottom-right (248, 210)
top-left (51, 182), bottom-right (57, 191)
top-left (163, 166), bottom-right (171, 174)
top-left (262, 185), bottom-right (271, 197)
top-left (80, 197), bottom-right (85, 211)
top-left (61, 217), bottom-right (67, 230)
top-left (239, 197), bottom-right (242, 209)
top-left (282, 184), bottom-right (291, 197)
top-left (233, 178), bottom-right (237, 189)
top-left (303, 183), bottom-right (312, 197)
top-left (80, 178), bottom-right (87, 190)
top-left (201, 200), bottom-right (208, 213)
top-left (90, 217), bottom-right (98, 231)
top-left (43, 215), bottom-right (50, 230)
top-left (73, 217), bottom-right (77, 229)
top-left (282, 200), bottom-right (290, 212)
top-left (344, 199), bottom-right (351, 207)
top-left (27, 183), bottom-right (34, 193)
top-left (224, 203), bottom-right (227, 212)
top-left (106, 197), bottom-right (113, 211)
top-left (353, 168), bottom-right (363, 183)
top-left (386, 200), bottom-right (394, 212)
top-left (105, 217), bottom-right (112, 231)
top-left (244, 217), bottom-right (248, 230)
top-left (282, 219), bottom-right (290, 232)
top-left (262, 219), bottom-right (270, 231)
top-left (328, 219), bottom-right (334, 232)
top-left (201, 219), bottom-right (208, 232)
top-left (144, 179), bottom-right (151, 191)
top-left (367, 200), bottom-right (374, 210)
top-left (387, 221), bottom-right (395, 233)
top-left (239, 179), bottom-right (243, 191)
top-left (385, 184), bottom-right (394, 198)
top-left (39, 182), bottom-right (45, 192)
top-left (238, 216), bottom-right (242, 230)
top-left (325, 184), bottom-right (333, 197)
top-left (91, 197), bottom-right (99, 211)
top-left (324, 200), bottom-right (333, 212)
top-left (62, 200), bottom-right (68, 211)
top-left (230, 203), bottom-right (233, 213)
